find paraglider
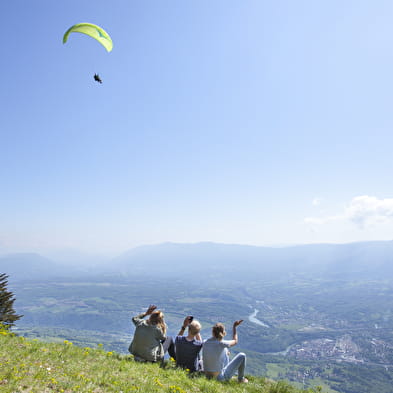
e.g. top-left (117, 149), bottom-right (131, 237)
top-left (63, 23), bottom-right (113, 52)
top-left (63, 23), bottom-right (112, 83)
top-left (94, 73), bottom-right (103, 84)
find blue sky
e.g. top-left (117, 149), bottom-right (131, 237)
top-left (2, 0), bottom-right (393, 255)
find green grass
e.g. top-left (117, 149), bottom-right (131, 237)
top-left (0, 326), bottom-right (323, 393)
top-left (265, 363), bottom-right (284, 379)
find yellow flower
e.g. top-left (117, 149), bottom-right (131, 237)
top-left (154, 378), bottom-right (164, 387)
top-left (169, 385), bottom-right (186, 393)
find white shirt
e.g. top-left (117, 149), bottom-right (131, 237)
top-left (202, 337), bottom-right (230, 372)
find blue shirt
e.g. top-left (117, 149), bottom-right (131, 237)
top-left (175, 336), bottom-right (203, 372)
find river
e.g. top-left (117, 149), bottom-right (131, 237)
top-left (248, 309), bottom-right (269, 328)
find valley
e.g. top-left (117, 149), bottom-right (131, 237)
top-left (7, 275), bottom-right (393, 393)
top-left (3, 241), bottom-right (393, 392)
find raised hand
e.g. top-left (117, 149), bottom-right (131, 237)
top-left (145, 304), bottom-right (157, 315)
top-left (233, 319), bottom-right (244, 328)
top-left (183, 315), bottom-right (193, 327)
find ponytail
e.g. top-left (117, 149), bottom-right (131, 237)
top-left (212, 323), bottom-right (225, 340)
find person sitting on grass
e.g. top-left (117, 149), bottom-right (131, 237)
top-left (129, 304), bottom-right (172, 362)
top-left (174, 316), bottom-right (203, 372)
top-left (202, 320), bottom-right (248, 383)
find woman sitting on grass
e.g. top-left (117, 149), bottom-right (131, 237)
top-left (202, 320), bottom-right (248, 383)
top-left (129, 304), bottom-right (173, 362)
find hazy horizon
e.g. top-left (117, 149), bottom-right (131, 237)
top-left (2, 238), bottom-right (393, 263)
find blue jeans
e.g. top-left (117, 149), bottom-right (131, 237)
top-left (217, 352), bottom-right (246, 382)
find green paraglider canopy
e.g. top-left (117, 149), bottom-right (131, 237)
top-left (63, 23), bottom-right (113, 52)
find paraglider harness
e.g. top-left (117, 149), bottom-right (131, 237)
top-left (94, 74), bottom-right (103, 83)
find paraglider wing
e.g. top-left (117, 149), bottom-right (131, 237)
top-left (63, 23), bottom-right (113, 52)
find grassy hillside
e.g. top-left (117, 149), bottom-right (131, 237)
top-left (0, 326), bottom-right (321, 393)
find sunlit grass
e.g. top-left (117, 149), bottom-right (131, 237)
top-left (0, 324), bottom-right (323, 393)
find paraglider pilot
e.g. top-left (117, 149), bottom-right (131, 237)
top-left (94, 73), bottom-right (102, 83)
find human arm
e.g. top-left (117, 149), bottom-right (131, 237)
top-left (227, 320), bottom-right (243, 347)
top-left (132, 304), bottom-right (157, 325)
top-left (177, 315), bottom-right (193, 336)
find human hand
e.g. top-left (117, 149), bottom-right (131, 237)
top-left (233, 320), bottom-right (244, 328)
top-left (183, 315), bottom-right (193, 327)
top-left (145, 304), bottom-right (157, 315)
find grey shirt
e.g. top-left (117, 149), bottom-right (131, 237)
top-left (129, 314), bottom-right (166, 362)
top-left (202, 337), bottom-right (230, 372)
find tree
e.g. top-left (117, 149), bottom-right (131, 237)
top-left (0, 273), bottom-right (22, 328)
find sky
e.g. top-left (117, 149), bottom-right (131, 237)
top-left (2, 0), bottom-right (393, 256)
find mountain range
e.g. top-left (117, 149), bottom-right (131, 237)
top-left (1, 240), bottom-right (393, 281)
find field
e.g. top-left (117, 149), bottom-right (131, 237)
top-left (1, 325), bottom-right (312, 393)
top-left (9, 273), bottom-right (393, 393)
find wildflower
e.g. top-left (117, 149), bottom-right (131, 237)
top-left (154, 378), bottom-right (164, 387)
top-left (169, 385), bottom-right (186, 393)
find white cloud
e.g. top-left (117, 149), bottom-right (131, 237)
top-left (347, 195), bottom-right (393, 227)
top-left (312, 198), bottom-right (322, 206)
top-left (304, 195), bottom-right (393, 229)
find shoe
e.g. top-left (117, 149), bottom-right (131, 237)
top-left (239, 378), bottom-right (248, 383)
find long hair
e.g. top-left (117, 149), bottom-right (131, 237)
top-left (212, 323), bottom-right (225, 340)
top-left (148, 310), bottom-right (166, 335)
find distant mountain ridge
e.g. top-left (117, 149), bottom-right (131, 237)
top-left (0, 253), bottom-right (69, 280)
top-left (1, 240), bottom-right (393, 281)
top-left (111, 240), bottom-right (393, 279)
top-left (0, 252), bottom-right (101, 281)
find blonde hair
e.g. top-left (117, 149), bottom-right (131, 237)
top-left (148, 310), bottom-right (167, 335)
top-left (188, 320), bottom-right (201, 336)
top-left (212, 323), bottom-right (225, 340)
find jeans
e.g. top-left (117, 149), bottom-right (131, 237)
top-left (217, 352), bottom-right (246, 382)
top-left (163, 336), bottom-right (176, 359)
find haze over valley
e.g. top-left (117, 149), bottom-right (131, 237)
top-left (2, 240), bottom-right (393, 392)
